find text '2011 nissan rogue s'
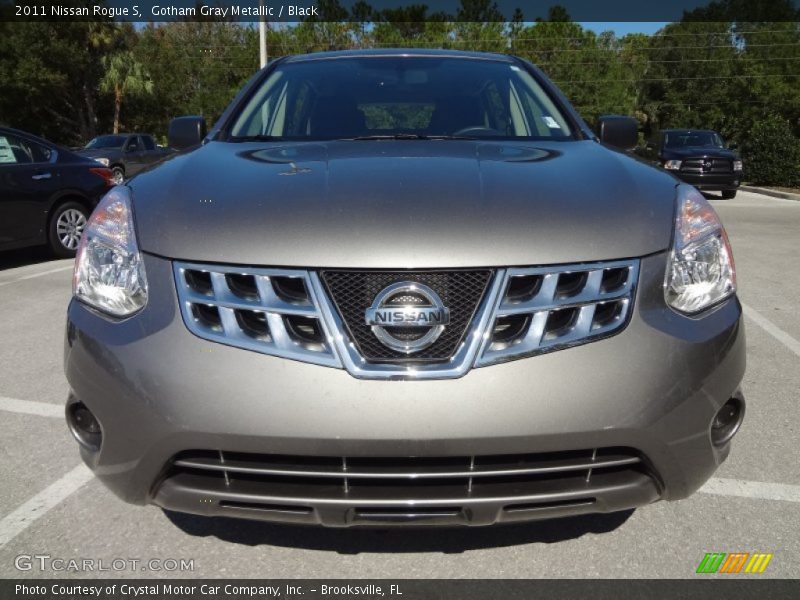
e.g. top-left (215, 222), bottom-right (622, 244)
top-left (64, 50), bottom-right (745, 527)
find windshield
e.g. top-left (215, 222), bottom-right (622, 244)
top-left (230, 56), bottom-right (574, 141)
top-left (85, 135), bottom-right (127, 149)
top-left (664, 131), bottom-right (724, 149)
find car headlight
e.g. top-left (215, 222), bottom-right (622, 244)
top-left (733, 159), bottom-right (743, 171)
top-left (73, 186), bottom-right (148, 317)
top-left (94, 157), bottom-right (110, 167)
top-left (663, 159), bottom-right (682, 170)
top-left (664, 185), bottom-right (736, 314)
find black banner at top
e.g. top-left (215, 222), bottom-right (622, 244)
top-left (3, 0), bottom-right (800, 22)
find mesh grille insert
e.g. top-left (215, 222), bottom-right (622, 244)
top-left (322, 270), bottom-right (492, 362)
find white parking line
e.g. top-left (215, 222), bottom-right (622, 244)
top-left (0, 396), bottom-right (63, 418)
top-left (700, 477), bottom-right (800, 503)
top-left (0, 464), bottom-right (93, 548)
top-left (0, 265), bottom-right (73, 288)
top-left (742, 302), bottom-right (800, 359)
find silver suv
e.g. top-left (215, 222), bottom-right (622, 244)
top-left (64, 50), bottom-right (745, 527)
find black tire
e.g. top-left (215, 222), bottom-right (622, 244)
top-left (111, 165), bottom-right (125, 185)
top-left (721, 190), bottom-right (737, 199)
top-left (48, 201), bottom-right (89, 258)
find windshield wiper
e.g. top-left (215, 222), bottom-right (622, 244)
top-left (344, 134), bottom-right (477, 141)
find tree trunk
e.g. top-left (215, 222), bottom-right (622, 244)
top-left (113, 85), bottom-right (122, 134)
top-left (83, 82), bottom-right (98, 141)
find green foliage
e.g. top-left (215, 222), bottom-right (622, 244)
top-left (100, 50), bottom-right (154, 133)
top-left (742, 115), bottom-right (800, 186)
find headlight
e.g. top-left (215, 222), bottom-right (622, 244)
top-left (663, 159), bottom-right (682, 170)
top-left (664, 185), bottom-right (736, 314)
top-left (94, 157), bottom-right (110, 167)
top-left (73, 186), bottom-right (148, 317)
top-left (733, 159), bottom-right (743, 171)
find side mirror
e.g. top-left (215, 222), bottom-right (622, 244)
top-left (597, 115), bottom-right (638, 151)
top-left (728, 143), bottom-right (738, 150)
top-left (168, 116), bottom-right (207, 150)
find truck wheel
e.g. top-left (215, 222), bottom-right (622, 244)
top-left (721, 190), bottom-right (737, 199)
top-left (48, 201), bottom-right (89, 258)
top-left (111, 166), bottom-right (125, 185)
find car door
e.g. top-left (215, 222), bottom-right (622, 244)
top-left (140, 135), bottom-right (160, 166)
top-left (123, 135), bottom-right (147, 176)
top-left (0, 132), bottom-right (59, 247)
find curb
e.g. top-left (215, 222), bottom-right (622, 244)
top-left (740, 186), bottom-right (800, 201)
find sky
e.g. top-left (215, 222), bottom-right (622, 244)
top-left (580, 22), bottom-right (670, 36)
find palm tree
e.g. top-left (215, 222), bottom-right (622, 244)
top-left (100, 51), bottom-right (154, 133)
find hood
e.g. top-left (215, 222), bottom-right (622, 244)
top-left (661, 146), bottom-right (738, 160)
top-left (130, 139), bottom-right (677, 269)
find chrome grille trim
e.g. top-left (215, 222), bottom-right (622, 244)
top-left (173, 452), bottom-right (641, 479)
top-left (174, 262), bottom-right (341, 368)
top-left (476, 259), bottom-right (639, 366)
top-left (680, 157), bottom-right (733, 174)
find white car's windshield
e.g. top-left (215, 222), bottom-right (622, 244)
top-left (230, 56), bottom-right (574, 141)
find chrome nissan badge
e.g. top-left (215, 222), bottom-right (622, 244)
top-left (365, 282), bottom-right (450, 353)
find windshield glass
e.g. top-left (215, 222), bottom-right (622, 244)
top-left (230, 56), bottom-right (573, 141)
top-left (85, 135), bottom-right (127, 149)
top-left (664, 131), bottom-right (724, 148)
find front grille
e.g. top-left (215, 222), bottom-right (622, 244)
top-left (477, 259), bottom-right (639, 366)
top-left (168, 447), bottom-right (652, 504)
top-left (680, 157), bottom-right (732, 174)
top-left (322, 270), bottom-right (492, 362)
top-left (173, 260), bottom-right (638, 379)
top-left (173, 262), bottom-right (339, 367)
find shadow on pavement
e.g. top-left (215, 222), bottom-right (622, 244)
top-left (164, 509), bottom-right (634, 553)
top-left (0, 246), bottom-right (56, 271)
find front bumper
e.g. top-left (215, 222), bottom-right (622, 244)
top-left (64, 252), bottom-right (746, 526)
top-left (674, 171), bottom-right (741, 191)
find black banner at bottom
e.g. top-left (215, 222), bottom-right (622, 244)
top-left (3, 579), bottom-right (799, 600)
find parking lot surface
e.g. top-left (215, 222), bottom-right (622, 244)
top-left (0, 190), bottom-right (797, 579)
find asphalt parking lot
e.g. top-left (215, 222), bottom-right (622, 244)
top-left (0, 189), bottom-right (797, 579)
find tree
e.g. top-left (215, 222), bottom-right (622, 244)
top-left (743, 115), bottom-right (800, 186)
top-left (0, 20), bottom-right (115, 143)
top-left (100, 51), bottom-right (154, 134)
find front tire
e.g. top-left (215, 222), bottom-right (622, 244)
top-left (48, 202), bottom-right (89, 258)
top-left (111, 166), bottom-right (125, 185)
top-left (721, 190), bottom-right (737, 199)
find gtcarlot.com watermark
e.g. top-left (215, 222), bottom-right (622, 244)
top-left (15, 554), bottom-right (194, 573)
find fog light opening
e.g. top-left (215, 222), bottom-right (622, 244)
top-left (711, 396), bottom-right (744, 447)
top-left (67, 401), bottom-right (102, 451)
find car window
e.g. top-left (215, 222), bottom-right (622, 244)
top-left (141, 135), bottom-right (155, 151)
top-left (0, 133), bottom-right (52, 165)
top-left (85, 135), bottom-right (127, 149)
top-left (125, 136), bottom-right (140, 151)
top-left (230, 57), bottom-right (574, 140)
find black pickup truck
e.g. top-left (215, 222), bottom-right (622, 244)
top-left (77, 134), bottom-right (173, 184)
top-left (636, 129), bottom-right (743, 198)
